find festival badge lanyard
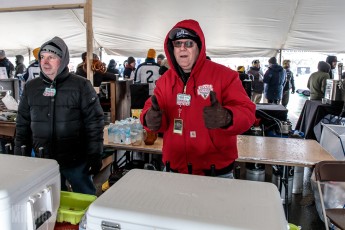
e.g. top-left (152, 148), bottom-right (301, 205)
top-left (174, 86), bottom-right (191, 134)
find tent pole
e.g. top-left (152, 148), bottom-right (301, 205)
top-left (85, 0), bottom-right (94, 86)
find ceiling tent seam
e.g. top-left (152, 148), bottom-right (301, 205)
top-left (281, 0), bottom-right (301, 51)
top-left (0, 0), bottom-right (345, 58)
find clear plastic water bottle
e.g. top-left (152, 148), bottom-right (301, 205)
top-left (119, 125), bottom-right (125, 144)
top-left (114, 124), bottom-right (121, 144)
top-left (108, 123), bottom-right (114, 143)
top-left (125, 125), bottom-right (131, 145)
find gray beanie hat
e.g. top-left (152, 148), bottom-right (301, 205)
top-left (41, 44), bottom-right (62, 58)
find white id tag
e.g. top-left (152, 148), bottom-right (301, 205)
top-left (43, 87), bottom-right (56, 97)
top-left (176, 93), bottom-right (191, 106)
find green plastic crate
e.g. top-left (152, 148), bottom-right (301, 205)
top-left (57, 191), bottom-right (97, 225)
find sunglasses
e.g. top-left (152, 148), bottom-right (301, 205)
top-left (172, 40), bottom-right (195, 48)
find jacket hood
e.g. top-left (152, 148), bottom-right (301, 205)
top-left (38, 36), bottom-right (69, 78)
top-left (269, 64), bottom-right (283, 72)
top-left (318, 61), bottom-right (331, 73)
top-left (15, 55), bottom-right (24, 64)
top-left (164, 19), bottom-right (206, 79)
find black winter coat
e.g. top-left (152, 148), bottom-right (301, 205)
top-left (15, 68), bottom-right (104, 169)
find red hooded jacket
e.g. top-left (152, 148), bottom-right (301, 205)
top-left (140, 19), bottom-right (256, 175)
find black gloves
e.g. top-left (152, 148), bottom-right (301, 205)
top-left (203, 91), bottom-right (232, 129)
top-left (86, 156), bottom-right (102, 175)
top-left (291, 88), bottom-right (295, 94)
top-left (145, 95), bottom-right (162, 131)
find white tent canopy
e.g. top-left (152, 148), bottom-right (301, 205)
top-left (0, 0), bottom-right (344, 58)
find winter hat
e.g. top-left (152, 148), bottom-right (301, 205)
top-left (33, 47), bottom-right (40, 60)
top-left (252, 59), bottom-right (260, 65)
top-left (318, 61), bottom-right (331, 73)
top-left (127, 56), bottom-right (135, 65)
top-left (326, 55), bottom-right (338, 69)
top-left (237, 66), bottom-right (245, 73)
top-left (169, 27), bottom-right (202, 49)
top-left (147, 49), bottom-right (156, 59)
top-left (157, 54), bottom-right (165, 60)
top-left (0, 50), bottom-right (5, 59)
top-left (268, 57), bottom-right (277, 64)
top-left (41, 44), bottom-right (62, 58)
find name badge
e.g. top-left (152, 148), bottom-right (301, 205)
top-left (43, 87), bottom-right (56, 97)
top-left (176, 93), bottom-right (191, 106)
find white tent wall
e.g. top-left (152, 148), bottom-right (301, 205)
top-left (0, 0), bottom-right (344, 58)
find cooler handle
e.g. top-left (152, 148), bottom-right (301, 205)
top-left (26, 186), bottom-right (53, 230)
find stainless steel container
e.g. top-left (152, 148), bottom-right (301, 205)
top-left (324, 79), bottom-right (342, 104)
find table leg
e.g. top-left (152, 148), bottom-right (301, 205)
top-left (281, 165), bottom-right (291, 220)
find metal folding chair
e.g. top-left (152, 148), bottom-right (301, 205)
top-left (315, 161), bottom-right (345, 230)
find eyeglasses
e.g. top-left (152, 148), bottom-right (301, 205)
top-left (172, 40), bottom-right (195, 48)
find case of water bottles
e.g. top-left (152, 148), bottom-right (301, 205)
top-left (107, 118), bottom-right (144, 146)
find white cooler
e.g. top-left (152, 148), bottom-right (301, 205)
top-left (87, 169), bottom-right (287, 230)
top-left (0, 154), bottom-right (60, 230)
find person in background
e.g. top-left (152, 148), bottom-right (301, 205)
top-left (106, 59), bottom-right (121, 76)
top-left (134, 49), bottom-right (161, 95)
top-left (75, 52), bottom-right (116, 87)
top-left (159, 58), bottom-right (170, 75)
top-left (281, 60), bottom-right (295, 107)
top-left (140, 19), bottom-right (255, 177)
top-left (14, 55), bottom-right (27, 96)
top-left (264, 57), bottom-right (286, 104)
top-left (14, 36), bottom-right (104, 195)
top-left (157, 53), bottom-right (165, 66)
top-left (75, 52), bottom-right (99, 77)
top-left (0, 50), bottom-right (14, 79)
top-left (23, 47), bottom-right (41, 82)
top-left (237, 65), bottom-right (251, 98)
top-left (307, 61), bottom-right (331, 100)
top-left (123, 56), bottom-right (136, 79)
top-left (326, 55), bottom-right (337, 79)
top-left (247, 60), bottom-right (264, 103)
top-left (206, 55), bottom-right (211, 60)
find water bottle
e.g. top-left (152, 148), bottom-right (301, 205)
top-left (114, 124), bottom-right (121, 144)
top-left (108, 123), bottom-right (114, 143)
top-left (124, 125), bottom-right (131, 145)
top-left (119, 125), bottom-right (125, 144)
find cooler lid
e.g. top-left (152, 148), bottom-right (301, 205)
top-left (88, 169), bottom-right (287, 230)
top-left (0, 155), bottom-right (59, 200)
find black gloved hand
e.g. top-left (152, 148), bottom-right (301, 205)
top-left (291, 88), bottom-right (295, 94)
top-left (86, 156), bottom-right (102, 175)
top-left (203, 91), bottom-right (232, 129)
top-left (145, 95), bottom-right (162, 131)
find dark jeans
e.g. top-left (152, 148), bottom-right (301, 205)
top-left (60, 162), bottom-right (96, 195)
top-left (281, 90), bottom-right (290, 107)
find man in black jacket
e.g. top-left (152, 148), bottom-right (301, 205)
top-left (14, 36), bottom-right (104, 195)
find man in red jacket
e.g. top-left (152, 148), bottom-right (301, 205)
top-left (140, 19), bottom-right (256, 177)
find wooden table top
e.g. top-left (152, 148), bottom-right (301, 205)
top-left (0, 121), bottom-right (16, 138)
top-left (104, 128), bottom-right (335, 167)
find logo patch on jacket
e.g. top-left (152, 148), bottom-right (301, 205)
top-left (197, 84), bottom-right (213, 99)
